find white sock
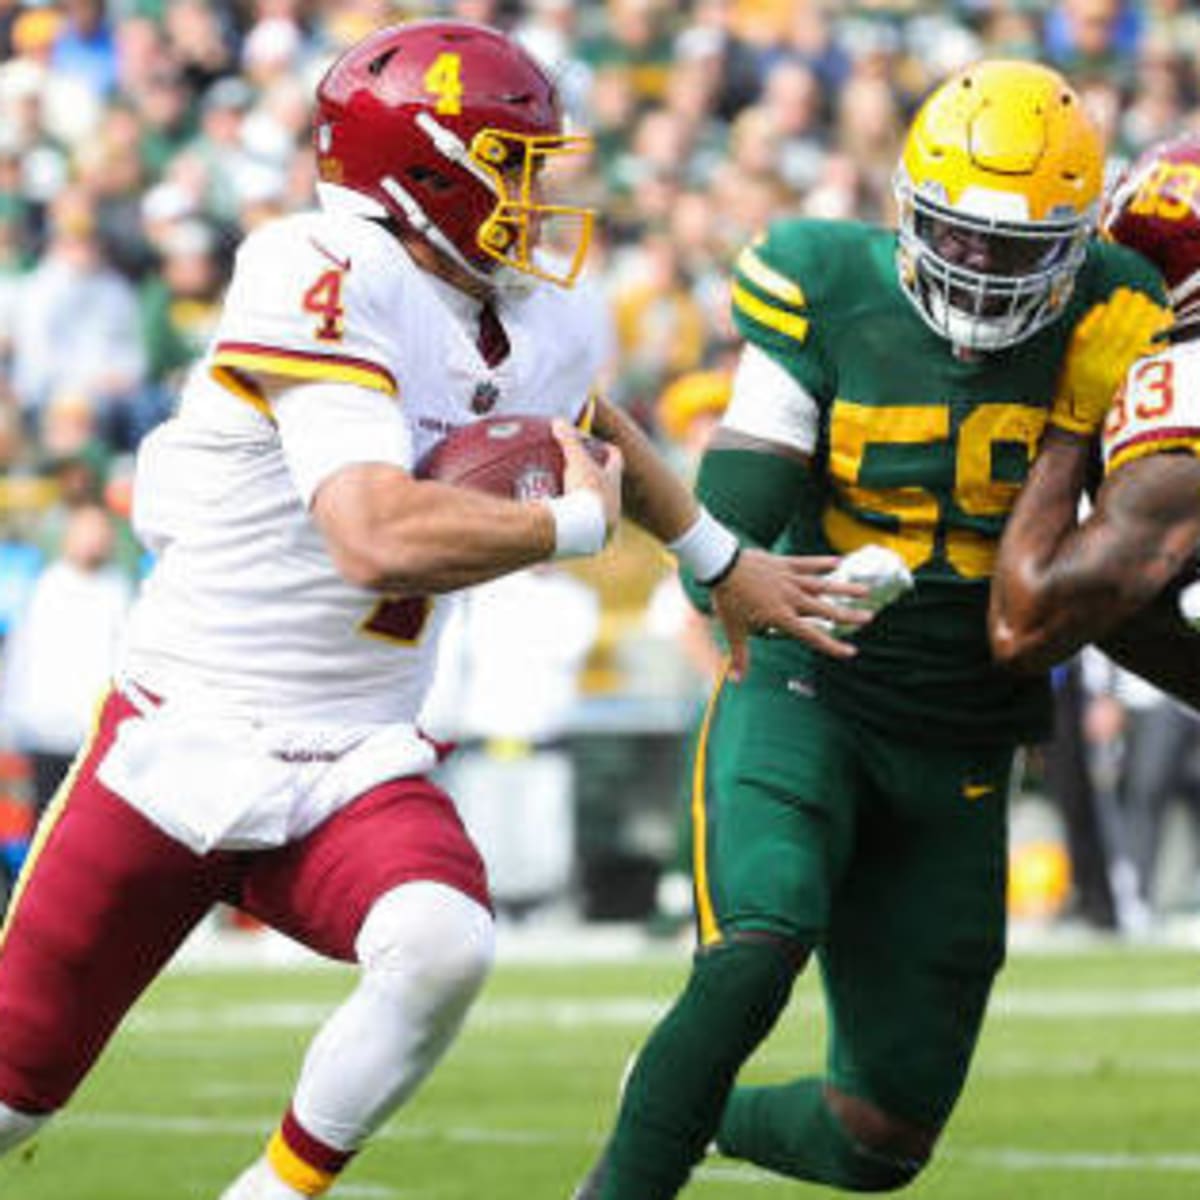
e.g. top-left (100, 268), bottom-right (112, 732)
top-left (291, 882), bottom-right (495, 1151)
top-left (220, 1157), bottom-right (307, 1200)
top-left (0, 1101), bottom-right (48, 1155)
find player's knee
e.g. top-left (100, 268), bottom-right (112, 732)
top-left (828, 1090), bottom-right (935, 1192)
top-left (357, 881), bottom-right (495, 1014)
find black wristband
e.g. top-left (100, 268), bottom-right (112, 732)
top-left (697, 543), bottom-right (741, 589)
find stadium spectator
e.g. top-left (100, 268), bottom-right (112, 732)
top-left (0, 500), bottom-right (132, 814)
top-left (1043, 0), bottom-right (1141, 82)
top-left (51, 0), bottom-right (118, 101)
top-left (10, 186), bottom-right (147, 449)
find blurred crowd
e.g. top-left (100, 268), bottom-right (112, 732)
top-left (3, 0), bottom-right (1200, 924)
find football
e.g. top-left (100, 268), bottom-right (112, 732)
top-left (414, 415), bottom-right (608, 501)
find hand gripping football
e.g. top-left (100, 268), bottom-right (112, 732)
top-left (414, 415), bottom-right (607, 501)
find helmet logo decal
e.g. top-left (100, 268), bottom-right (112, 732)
top-left (316, 122), bottom-right (333, 154)
top-left (424, 52), bottom-right (464, 116)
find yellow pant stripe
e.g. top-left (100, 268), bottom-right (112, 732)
top-left (691, 664), bottom-right (730, 947)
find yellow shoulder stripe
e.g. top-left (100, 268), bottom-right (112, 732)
top-left (732, 282), bottom-right (809, 343)
top-left (212, 342), bottom-right (398, 397)
top-left (735, 247), bottom-right (805, 308)
top-left (1108, 435), bottom-right (1200, 475)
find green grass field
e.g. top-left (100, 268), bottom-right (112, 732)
top-left (2, 938), bottom-right (1199, 1199)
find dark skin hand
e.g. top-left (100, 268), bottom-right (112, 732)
top-left (990, 426), bottom-right (1200, 674)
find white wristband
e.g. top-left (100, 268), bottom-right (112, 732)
top-left (668, 507), bottom-right (740, 584)
top-left (544, 490), bottom-right (608, 559)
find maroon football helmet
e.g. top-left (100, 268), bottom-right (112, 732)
top-left (314, 20), bottom-right (594, 288)
top-left (1104, 134), bottom-right (1200, 319)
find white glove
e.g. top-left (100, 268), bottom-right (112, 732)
top-left (815, 544), bottom-right (914, 637)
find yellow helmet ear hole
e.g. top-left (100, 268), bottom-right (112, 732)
top-left (482, 223), bottom-right (512, 250)
top-left (476, 134), bottom-right (508, 166)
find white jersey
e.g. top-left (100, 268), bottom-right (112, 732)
top-left (1103, 335), bottom-right (1200, 476)
top-left (120, 210), bottom-right (608, 729)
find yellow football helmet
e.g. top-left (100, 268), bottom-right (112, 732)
top-left (893, 60), bottom-right (1103, 352)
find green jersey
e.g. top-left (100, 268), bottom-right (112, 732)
top-left (726, 218), bottom-right (1164, 745)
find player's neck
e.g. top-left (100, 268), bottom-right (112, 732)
top-left (389, 222), bottom-right (495, 305)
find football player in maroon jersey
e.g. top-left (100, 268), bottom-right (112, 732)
top-left (991, 133), bottom-right (1200, 705)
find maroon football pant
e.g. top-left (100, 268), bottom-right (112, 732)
top-left (0, 689), bottom-right (489, 1113)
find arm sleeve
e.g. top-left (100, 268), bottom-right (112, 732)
top-left (273, 381), bottom-right (414, 507)
top-left (680, 446), bottom-right (817, 612)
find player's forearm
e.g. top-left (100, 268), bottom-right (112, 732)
top-left (991, 437), bottom-right (1200, 672)
top-left (315, 464), bottom-right (556, 594)
top-left (696, 432), bottom-right (812, 547)
top-left (590, 398), bottom-right (697, 542)
top-left (990, 428), bottom-right (1098, 671)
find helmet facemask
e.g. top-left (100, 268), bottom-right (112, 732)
top-left (891, 60), bottom-right (1103, 354)
top-left (895, 172), bottom-right (1093, 352)
top-left (470, 127), bottom-right (595, 288)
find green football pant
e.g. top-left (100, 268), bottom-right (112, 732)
top-left (691, 655), bottom-right (1013, 1127)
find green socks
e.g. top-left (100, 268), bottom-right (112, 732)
top-left (718, 1077), bottom-right (923, 1192)
top-left (598, 938), bottom-right (797, 1200)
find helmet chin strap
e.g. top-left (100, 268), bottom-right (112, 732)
top-left (316, 177), bottom-right (535, 298)
top-left (375, 176), bottom-right (533, 297)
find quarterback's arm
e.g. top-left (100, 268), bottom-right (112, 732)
top-left (990, 429), bottom-right (1200, 672)
top-left (590, 394), bottom-right (868, 670)
top-left (276, 381), bottom-right (620, 595)
top-left (314, 461), bottom-right (582, 594)
top-left (590, 396), bottom-right (701, 545)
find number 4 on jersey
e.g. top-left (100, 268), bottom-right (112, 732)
top-left (302, 269), bottom-right (346, 342)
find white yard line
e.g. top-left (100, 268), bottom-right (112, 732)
top-left (126, 986), bottom-right (1200, 1037)
top-left (62, 1113), bottom-right (1200, 1175)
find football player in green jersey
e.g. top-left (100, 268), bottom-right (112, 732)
top-left (571, 61), bottom-right (1170, 1200)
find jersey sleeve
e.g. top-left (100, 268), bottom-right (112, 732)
top-left (730, 223), bottom-right (834, 400)
top-left (722, 343), bottom-right (821, 455)
top-left (1103, 341), bottom-right (1200, 474)
top-left (208, 216), bottom-right (401, 415)
top-left (273, 381), bottom-right (414, 507)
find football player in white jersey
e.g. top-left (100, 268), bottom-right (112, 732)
top-left (0, 20), bottom-right (872, 1200)
top-left (991, 133), bottom-right (1200, 701)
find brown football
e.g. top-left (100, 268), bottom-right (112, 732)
top-left (414, 415), bottom-right (607, 500)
